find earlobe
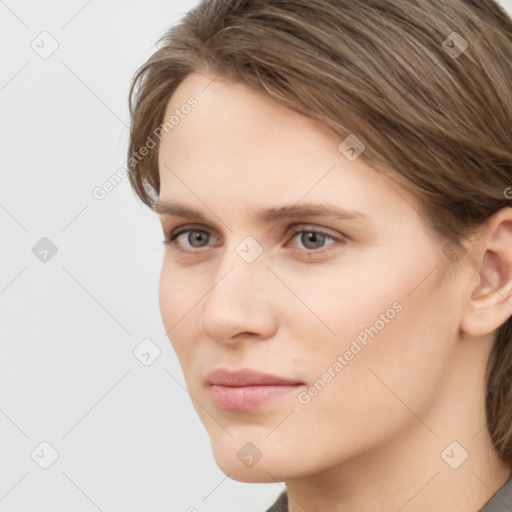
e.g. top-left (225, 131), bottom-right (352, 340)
top-left (460, 209), bottom-right (512, 338)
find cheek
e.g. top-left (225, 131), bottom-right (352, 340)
top-left (264, 284), bottom-right (457, 481)
top-left (158, 260), bottom-right (204, 365)
top-left (158, 257), bottom-right (207, 323)
top-left (278, 241), bottom-right (458, 414)
top-left (294, 266), bottom-right (458, 439)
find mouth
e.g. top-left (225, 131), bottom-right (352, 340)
top-left (206, 368), bottom-right (304, 411)
top-left (209, 383), bottom-right (304, 410)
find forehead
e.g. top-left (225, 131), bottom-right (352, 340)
top-left (161, 72), bottom-right (343, 163)
top-left (157, 72), bottom-right (422, 225)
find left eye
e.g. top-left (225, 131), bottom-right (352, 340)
top-left (289, 229), bottom-right (338, 250)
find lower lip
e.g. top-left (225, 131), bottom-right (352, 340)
top-left (209, 384), bottom-right (303, 410)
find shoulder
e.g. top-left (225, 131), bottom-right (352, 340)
top-left (264, 491), bottom-right (288, 512)
top-left (479, 476), bottom-right (512, 512)
top-left (262, 477), bottom-right (512, 512)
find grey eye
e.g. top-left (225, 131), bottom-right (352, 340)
top-left (299, 231), bottom-right (328, 249)
top-left (187, 230), bottom-right (210, 247)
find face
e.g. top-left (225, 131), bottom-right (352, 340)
top-left (157, 72), bottom-right (464, 482)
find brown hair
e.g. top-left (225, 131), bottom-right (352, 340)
top-left (127, 0), bottom-right (512, 461)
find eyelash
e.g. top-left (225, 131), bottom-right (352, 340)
top-left (161, 224), bottom-right (345, 253)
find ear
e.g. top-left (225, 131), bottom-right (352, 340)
top-left (460, 207), bottom-right (512, 337)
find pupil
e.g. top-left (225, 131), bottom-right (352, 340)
top-left (189, 231), bottom-right (208, 247)
top-left (302, 232), bottom-right (324, 249)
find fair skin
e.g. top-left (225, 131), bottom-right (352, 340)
top-left (156, 71), bottom-right (512, 512)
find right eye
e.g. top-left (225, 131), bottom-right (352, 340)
top-left (163, 226), bottom-right (220, 251)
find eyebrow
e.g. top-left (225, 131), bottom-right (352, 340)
top-left (155, 201), bottom-right (368, 223)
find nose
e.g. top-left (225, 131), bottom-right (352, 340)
top-left (199, 253), bottom-right (279, 345)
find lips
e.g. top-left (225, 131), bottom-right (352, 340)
top-left (206, 368), bottom-right (304, 410)
top-left (206, 368), bottom-right (303, 386)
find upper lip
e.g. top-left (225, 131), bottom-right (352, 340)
top-left (207, 368), bottom-right (303, 387)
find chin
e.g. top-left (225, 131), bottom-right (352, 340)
top-left (223, 467), bottom-right (281, 484)
top-left (211, 441), bottom-right (311, 484)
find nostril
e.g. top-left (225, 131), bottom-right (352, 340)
top-left (233, 331), bottom-right (259, 339)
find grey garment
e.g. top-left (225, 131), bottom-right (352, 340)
top-left (265, 491), bottom-right (287, 512)
top-left (480, 476), bottom-right (512, 511)
top-left (264, 477), bottom-right (512, 512)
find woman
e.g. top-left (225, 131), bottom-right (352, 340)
top-left (127, 1), bottom-right (512, 510)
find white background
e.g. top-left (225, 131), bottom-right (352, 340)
top-left (1, 1), bottom-right (512, 511)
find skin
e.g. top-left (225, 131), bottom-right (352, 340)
top-left (156, 71), bottom-right (512, 512)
